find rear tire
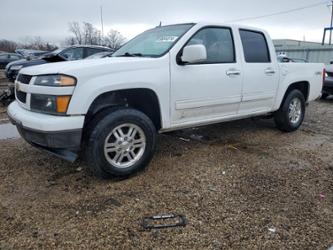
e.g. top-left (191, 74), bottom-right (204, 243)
top-left (85, 108), bottom-right (157, 179)
top-left (274, 89), bottom-right (306, 132)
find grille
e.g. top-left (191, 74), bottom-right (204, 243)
top-left (16, 90), bottom-right (27, 103)
top-left (17, 74), bottom-right (32, 84)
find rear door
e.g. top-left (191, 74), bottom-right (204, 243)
top-left (238, 29), bottom-right (279, 114)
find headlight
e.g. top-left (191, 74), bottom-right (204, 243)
top-left (31, 94), bottom-right (71, 115)
top-left (10, 65), bottom-right (23, 71)
top-left (34, 74), bottom-right (76, 87)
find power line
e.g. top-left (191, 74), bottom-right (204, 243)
top-left (227, 1), bottom-right (329, 23)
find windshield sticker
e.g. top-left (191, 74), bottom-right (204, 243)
top-left (156, 36), bottom-right (178, 43)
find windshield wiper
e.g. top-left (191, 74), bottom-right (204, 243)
top-left (116, 52), bottom-right (143, 57)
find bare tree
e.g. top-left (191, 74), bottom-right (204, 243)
top-left (21, 36), bottom-right (57, 51)
top-left (104, 30), bottom-right (126, 50)
top-left (68, 22), bottom-right (102, 45)
top-left (83, 22), bottom-right (102, 45)
top-left (0, 40), bottom-right (18, 52)
top-left (66, 21), bottom-right (126, 49)
top-left (69, 22), bottom-right (83, 44)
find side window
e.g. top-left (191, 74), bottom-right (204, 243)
top-left (186, 27), bottom-right (235, 64)
top-left (0, 55), bottom-right (8, 59)
top-left (60, 48), bottom-right (84, 60)
top-left (239, 30), bottom-right (270, 63)
top-left (86, 48), bottom-right (103, 57)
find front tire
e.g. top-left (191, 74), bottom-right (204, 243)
top-left (274, 89), bottom-right (306, 132)
top-left (85, 108), bottom-right (157, 179)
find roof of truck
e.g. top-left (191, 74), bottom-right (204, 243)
top-left (159, 22), bottom-right (268, 34)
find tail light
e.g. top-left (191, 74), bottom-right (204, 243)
top-left (323, 68), bottom-right (326, 86)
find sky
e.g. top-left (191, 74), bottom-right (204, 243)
top-left (0, 0), bottom-right (332, 44)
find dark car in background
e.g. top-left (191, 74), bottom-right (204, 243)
top-left (15, 49), bottom-right (48, 59)
top-left (0, 53), bottom-right (23, 69)
top-left (5, 45), bottom-right (113, 82)
top-left (323, 65), bottom-right (333, 99)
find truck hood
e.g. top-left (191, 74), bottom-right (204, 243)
top-left (19, 57), bottom-right (160, 77)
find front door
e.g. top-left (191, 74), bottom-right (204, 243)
top-left (170, 26), bottom-right (243, 127)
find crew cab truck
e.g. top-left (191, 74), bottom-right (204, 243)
top-left (8, 23), bottom-right (324, 179)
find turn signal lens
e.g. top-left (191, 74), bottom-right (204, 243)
top-left (56, 96), bottom-right (71, 113)
top-left (59, 75), bottom-right (76, 86)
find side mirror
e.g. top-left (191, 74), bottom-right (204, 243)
top-left (181, 44), bottom-right (207, 64)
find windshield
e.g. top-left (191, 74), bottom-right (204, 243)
top-left (112, 24), bottom-right (194, 58)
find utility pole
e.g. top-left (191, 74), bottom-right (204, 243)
top-left (330, 0), bottom-right (333, 45)
top-left (100, 5), bottom-right (104, 40)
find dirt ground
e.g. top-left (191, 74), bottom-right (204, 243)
top-left (0, 106), bottom-right (7, 120)
top-left (0, 99), bottom-right (332, 249)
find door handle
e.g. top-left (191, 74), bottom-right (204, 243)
top-left (265, 68), bottom-right (276, 75)
top-left (226, 69), bottom-right (241, 76)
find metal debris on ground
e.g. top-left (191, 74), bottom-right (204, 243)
top-left (141, 214), bottom-right (187, 230)
top-left (189, 134), bottom-right (204, 141)
top-left (268, 227), bottom-right (277, 233)
top-left (179, 137), bottom-right (190, 142)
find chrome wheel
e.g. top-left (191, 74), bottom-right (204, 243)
top-left (104, 123), bottom-right (146, 169)
top-left (289, 97), bottom-right (302, 124)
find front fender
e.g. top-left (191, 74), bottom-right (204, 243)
top-left (67, 68), bottom-right (170, 129)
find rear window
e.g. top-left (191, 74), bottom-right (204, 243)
top-left (239, 30), bottom-right (270, 63)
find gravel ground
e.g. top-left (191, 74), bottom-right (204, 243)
top-left (0, 100), bottom-right (332, 249)
top-left (0, 106), bottom-right (7, 120)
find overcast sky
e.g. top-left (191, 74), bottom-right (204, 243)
top-left (1, 0), bottom-right (332, 44)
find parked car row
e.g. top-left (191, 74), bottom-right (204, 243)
top-left (15, 49), bottom-right (48, 59)
top-left (0, 45), bottom-right (113, 105)
top-left (0, 49), bottom-right (51, 69)
top-left (0, 53), bottom-right (23, 69)
top-left (5, 45), bottom-right (113, 82)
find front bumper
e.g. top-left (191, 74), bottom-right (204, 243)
top-left (14, 124), bottom-right (82, 150)
top-left (7, 101), bottom-right (85, 160)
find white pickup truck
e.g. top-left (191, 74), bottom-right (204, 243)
top-left (8, 23), bottom-right (324, 179)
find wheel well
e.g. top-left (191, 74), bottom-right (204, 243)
top-left (84, 89), bottom-right (162, 130)
top-left (282, 81), bottom-right (310, 104)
